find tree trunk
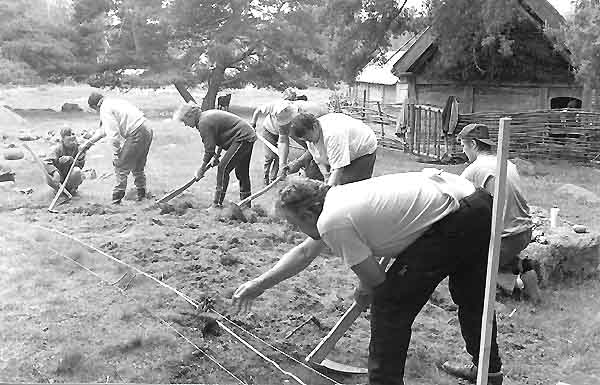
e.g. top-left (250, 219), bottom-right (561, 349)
top-left (202, 64), bottom-right (226, 111)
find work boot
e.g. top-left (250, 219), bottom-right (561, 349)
top-left (240, 191), bottom-right (251, 209)
top-left (137, 188), bottom-right (146, 201)
top-left (112, 191), bottom-right (125, 205)
top-left (441, 362), bottom-right (503, 385)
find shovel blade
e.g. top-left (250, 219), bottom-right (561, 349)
top-left (309, 358), bottom-right (367, 375)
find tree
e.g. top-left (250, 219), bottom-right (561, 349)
top-left (0, 0), bottom-right (81, 81)
top-left (560, 0), bottom-right (600, 87)
top-left (164, 0), bottom-right (414, 109)
top-left (429, 0), bottom-right (572, 82)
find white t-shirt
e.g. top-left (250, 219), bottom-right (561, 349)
top-left (307, 113), bottom-right (377, 171)
top-left (317, 171), bottom-right (476, 266)
top-left (258, 101), bottom-right (289, 136)
top-left (259, 101), bottom-right (329, 136)
top-left (461, 154), bottom-right (532, 236)
top-left (99, 98), bottom-right (146, 152)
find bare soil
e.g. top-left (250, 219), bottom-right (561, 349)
top-left (1, 85), bottom-right (599, 385)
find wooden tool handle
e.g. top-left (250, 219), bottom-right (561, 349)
top-left (48, 150), bottom-right (83, 211)
top-left (306, 257), bottom-right (391, 364)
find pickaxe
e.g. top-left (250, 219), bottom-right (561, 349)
top-left (305, 257), bottom-right (391, 375)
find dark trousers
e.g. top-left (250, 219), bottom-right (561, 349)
top-left (339, 150), bottom-right (376, 185)
top-left (114, 124), bottom-right (153, 195)
top-left (214, 141), bottom-right (254, 205)
top-left (369, 188), bottom-right (501, 385)
top-left (262, 129), bottom-right (279, 183)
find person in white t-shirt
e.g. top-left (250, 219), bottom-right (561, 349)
top-left (82, 92), bottom-right (153, 204)
top-left (455, 123), bottom-right (539, 299)
top-left (232, 173), bottom-right (503, 385)
top-left (286, 112), bottom-right (378, 186)
top-left (250, 99), bottom-right (329, 184)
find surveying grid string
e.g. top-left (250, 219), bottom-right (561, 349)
top-left (3, 226), bottom-right (248, 385)
top-left (28, 222), bottom-right (340, 385)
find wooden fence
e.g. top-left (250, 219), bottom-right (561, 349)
top-left (341, 98), bottom-right (600, 163)
top-left (458, 109), bottom-right (600, 161)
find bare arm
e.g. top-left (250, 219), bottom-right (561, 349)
top-left (484, 175), bottom-right (495, 196)
top-left (350, 256), bottom-right (386, 289)
top-left (278, 134), bottom-right (291, 172)
top-left (233, 237), bottom-right (326, 312)
top-left (327, 168), bottom-right (344, 186)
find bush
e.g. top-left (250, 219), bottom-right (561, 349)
top-left (0, 58), bottom-right (41, 85)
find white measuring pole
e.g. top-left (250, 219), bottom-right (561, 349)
top-left (477, 117), bottom-right (511, 385)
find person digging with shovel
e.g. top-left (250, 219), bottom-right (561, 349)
top-left (81, 92), bottom-right (153, 204)
top-left (285, 112), bottom-right (378, 186)
top-left (45, 127), bottom-right (86, 195)
top-left (233, 172), bottom-right (504, 385)
top-left (173, 103), bottom-right (256, 208)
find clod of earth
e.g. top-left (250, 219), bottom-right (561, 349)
top-left (55, 350), bottom-right (84, 374)
top-left (158, 203), bottom-right (175, 215)
top-left (66, 248), bottom-right (87, 262)
top-left (3, 148), bottom-right (24, 160)
top-left (219, 253), bottom-right (241, 266)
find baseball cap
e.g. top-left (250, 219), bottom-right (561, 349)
top-left (88, 92), bottom-right (104, 108)
top-left (457, 123), bottom-right (496, 147)
top-left (275, 103), bottom-right (300, 126)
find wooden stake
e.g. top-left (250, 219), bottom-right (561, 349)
top-left (476, 117), bottom-right (511, 385)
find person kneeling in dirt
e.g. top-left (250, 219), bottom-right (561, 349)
top-left (233, 172), bottom-right (504, 385)
top-left (173, 104), bottom-right (256, 208)
top-left (82, 92), bottom-right (153, 204)
top-left (45, 127), bottom-right (85, 194)
top-left (285, 112), bottom-right (377, 186)
top-left (455, 123), bottom-right (540, 302)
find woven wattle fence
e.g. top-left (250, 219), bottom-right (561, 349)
top-left (458, 108), bottom-right (600, 161)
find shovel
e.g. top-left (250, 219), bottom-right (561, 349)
top-left (48, 150), bottom-right (84, 212)
top-left (305, 257), bottom-right (391, 375)
top-left (22, 143), bottom-right (72, 199)
top-left (157, 164), bottom-right (214, 204)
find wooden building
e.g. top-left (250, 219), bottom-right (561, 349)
top-left (391, 0), bottom-right (592, 113)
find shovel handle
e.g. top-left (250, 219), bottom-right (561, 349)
top-left (48, 149), bottom-right (83, 211)
top-left (306, 257), bottom-right (391, 365)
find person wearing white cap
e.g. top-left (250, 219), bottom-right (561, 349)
top-left (287, 112), bottom-right (378, 186)
top-left (250, 99), bottom-right (328, 184)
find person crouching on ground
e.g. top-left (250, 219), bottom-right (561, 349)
top-left (173, 104), bottom-right (256, 208)
top-left (233, 173), bottom-right (504, 385)
top-left (45, 127), bottom-right (85, 194)
top-left (453, 124), bottom-right (539, 298)
top-left (286, 112), bottom-right (377, 186)
top-left (81, 92), bottom-right (153, 204)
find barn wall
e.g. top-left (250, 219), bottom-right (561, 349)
top-left (403, 80), bottom-right (585, 113)
top-left (351, 82), bottom-right (399, 104)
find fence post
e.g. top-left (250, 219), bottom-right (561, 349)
top-left (377, 102), bottom-right (385, 140)
top-left (433, 110), bottom-right (440, 159)
top-left (362, 90), bottom-right (367, 119)
top-left (426, 108), bottom-right (431, 157)
top-left (415, 106), bottom-right (422, 156)
top-left (408, 104), bottom-right (416, 153)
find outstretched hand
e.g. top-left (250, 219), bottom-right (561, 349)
top-left (232, 279), bottom-right (265, 314)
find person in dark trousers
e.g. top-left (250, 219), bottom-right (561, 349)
top-left (82, 92), bottom-right (153, 204)
top-left (45, 127), bottom-right (85, 194)
top-left (233, 172), bottom-right (503, 385)
top-left (173, 104), bottom-right (256, 207)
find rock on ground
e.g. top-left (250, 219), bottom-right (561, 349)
top-left (554, 183), bottom-right (600, 204)
top-left (523, 226), bottom-right (600, 283)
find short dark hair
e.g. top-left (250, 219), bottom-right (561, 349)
top-left (276, 176), bottom-right (330, 218)
top-left (88, 92), bottom-right (104, 108)
top-left (289, 112), bottom-right (318, 138)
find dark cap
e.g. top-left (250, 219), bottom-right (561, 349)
top-left (457, 123), bottom-right (495, 147)
top-left (88, 92), bottom-right (104, 108)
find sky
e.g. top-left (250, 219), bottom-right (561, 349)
top-left (403, 0), bottom-right (574, 17)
